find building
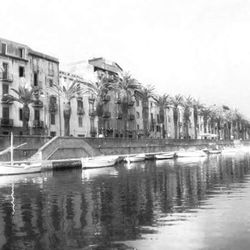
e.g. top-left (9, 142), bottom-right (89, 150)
top-left (0, 37), bottom-right (59, 135)
top-left (59, 71), bottom-right (98, 137)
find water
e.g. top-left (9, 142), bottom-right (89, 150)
top-left (1, 153), bottom-right (250, 250)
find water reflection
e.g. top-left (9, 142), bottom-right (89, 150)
top-left (0, 154), bottom-right (250, 249)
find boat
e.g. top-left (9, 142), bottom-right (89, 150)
top-left (176, 150), bottom-right (207, 158)
top-left (81, 155), bottom-right (118, 168)
top-left (0, 162), bottom-right (42, 176)
top-left (0, 133), bottom-right (42, 176)
top-left (207, 149), bottom-right (222, 154)
top-left (155, 152), bottom-right (176, 160)
top-left (124, 153), bottom-right (145, 163)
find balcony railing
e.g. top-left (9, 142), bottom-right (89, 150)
top-left (1, 118), bottom-right (13, 127)
top-left (102, 95), bottom-right (111, 102)
top-left (32, 100), bottom-right (43, 108)
top-left (0, 72), bottom-right (13, 82)
top-left (103, 111), bottom-right (111, 118)
top-left (33, 120), bottom-right (44, 128)
top-left (89, 110), bottom-right (96, 117)
top-left (77, 108), bottom-right (84, 115)
top-left (1, 95), bottom-right (13, 105)
top-left (128, 100), bottom-right (135, 107)
top-left (88, 96), bottom-right (95, 103)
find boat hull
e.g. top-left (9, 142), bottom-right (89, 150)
top-left (155, 152), bottom-right (175, 160)
top-left (0, 163), bottom-right (42, 176)
top-left (82, 156), bottom-right (118, 168)
top-left (176, 151), bottom-right (207, 158)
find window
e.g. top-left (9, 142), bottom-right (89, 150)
top-left (50, 113), bottom-right (55, 125)
top-left (19, 108), bottom-right (23, 121)
top-left (157, 114), bottom-right (160, 123)
top-left (2, 62), bottom-right (8, 79)
top-left (48, 62), bottom-right (54, 76)
top-left (50, 131), bottom-right (56, 137)
top-left (136, 99), bottom-right (140, 107)
top-left (137, 124), bottom-right (140, 130)
top-left (77, 100), bottom-right (83, 109)
top-left (34, 109), bottom-right (40, 121)
top-left (18, 48), bottom-right (24, 58)
top-left (2, 107), bottom-right (9, 119)
top-left (2, 84), bottom-right (9, 95)
top-left (19, 66), bottom-right (25, 77)
top-left (136, 111), bottom-right (140, 119)
top-left (78, 116), bottom-right (83, 127)
top-left (34, 72), bottom-right (38, 86)
top-left (49, 79), bottom-right (53, 87)
top-left (1, 43), bottom-right (6, 55)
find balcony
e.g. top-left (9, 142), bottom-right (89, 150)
top-left (129, 114), bottom-right (135, 120)
top-left (128, 100), bottom-right (135, 107)
top-left (0, 72), bottom-right (13, 83)
top-left (116, 113), bottom-right (123, 120)
top-left (77, 108), bottom-right (84, 115)
top-left (1, 95), bottom-right (13, 105)
top-left (89, 110), bottom-right (96, 117)
top-left (88, 96), bottom-right (95, 103)
top-left (102, 95), bottom-right (111, 102)
top-left (33, 120), bottom-right (44, 128)
top-left (32, 100), bottom-right (43, 108)
top-left (1, 118), bottom-right (13, 127)
top-left (102, 111), bottom-right (111, 118)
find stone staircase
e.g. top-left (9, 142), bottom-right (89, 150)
top-left (29, 136), bottom-right (101, 161)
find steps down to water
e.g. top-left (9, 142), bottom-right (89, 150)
top-left (29, 136), bottom-right (101, 161)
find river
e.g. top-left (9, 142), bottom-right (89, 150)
top-left (1, 151), bottom-right (250, 250)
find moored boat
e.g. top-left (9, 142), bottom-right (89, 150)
top-left (124, 153), bottom-right (145, 163)
top-left (81, 156), bottom-right (118, 168)
top-left (0, 133), bottom-right (42, 176)
top-left (207, 149), bottom-right (222, 154)
top-left (155, 152), bottom-right (176, 160)
top-left (176, 150), bottom-right (207, 158)
top-left (0, 162), bottom-right (42, 176)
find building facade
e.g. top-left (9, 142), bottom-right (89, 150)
top-left (0, 37), bottom-right (59, 136)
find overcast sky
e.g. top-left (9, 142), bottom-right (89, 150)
top-left (1, 0), bottom-right (250, 117)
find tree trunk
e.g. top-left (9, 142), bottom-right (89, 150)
top-left (23, 104), bottom-right (30, 135)
top-left (63, 102), bottom-right (71, 136)
top-left (173, 108), bottom-right (178, 139)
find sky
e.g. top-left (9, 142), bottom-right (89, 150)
top-left (1, 0), bottom-right (250, 117)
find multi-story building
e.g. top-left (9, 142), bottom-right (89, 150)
top-left (59, 71), bottom-right (98, 137)
top-left (0, 37), bottom-right (59, 135)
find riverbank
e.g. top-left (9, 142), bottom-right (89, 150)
top-left (0, 135), bottom-right (249, 162)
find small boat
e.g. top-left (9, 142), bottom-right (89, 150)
top-left (0, 133), bottom-right (42, 176)
top-left (0, 162), bottom-right (42, 176)
top-left (81, 156), bottom-right (118, 168)
top-left (155, 152), bottom-right (176, 160)
top-left (124, 153), bottom-right (145, 163)
top-left (176, 150), bottom-right (207, 158)
top-left (207, 149), bottom-right (222, 154)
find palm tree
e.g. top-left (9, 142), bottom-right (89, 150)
top-left (118, 72), bottom-right (139, 138)
top-left (157, 94), bottom-right (171, 138)
top-left (170, 94), bottom-right (183, 139)
top-left (50, 80), bottom-right (88, 136)
top-left (139, 84), bottom-right (155, 137)
top-left (182, 96), bottom-right (193, 139)
top-left (192, 98), bottom-right (203, 139)
top-left (93, 74), bottom-right (119, 136)
top-left (199, 105), bottom-right (211, 134)
top-left (4, 86), bottom-right (39, 135)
